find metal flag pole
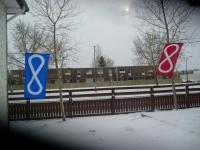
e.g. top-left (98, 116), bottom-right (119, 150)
top-left (94, 45), bottom-right (97, 92)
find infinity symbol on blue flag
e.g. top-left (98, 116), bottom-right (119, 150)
top-left (27, 54), bottom-right (45, 95)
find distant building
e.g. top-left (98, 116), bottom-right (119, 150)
top-left (180, 69), bottom-right (200, 82)
top-left (9, 65), bottom-right (180, 85)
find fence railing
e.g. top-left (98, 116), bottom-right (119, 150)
top-left (8, 83), bottom-right (200, 120)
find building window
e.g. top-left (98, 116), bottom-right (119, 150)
top-left (77, 70), bottom-right (81, 77)
top-left (147, 69), bottom-right (153, 77)
top-left (97, 69), bottom-right (103, 75)
top-left (64, 70), bottom-right (71, 76)
top-left (119, 68), bottom-right (125, 74)
top-left (86, 69), bottom-right (93, 75)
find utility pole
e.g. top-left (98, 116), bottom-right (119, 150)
top-left (186, 58), bottom-right (188, 82)
top-left (115, 66), bottom-right (118, 82)
top-left (94, 46), bottom-right (96, 89)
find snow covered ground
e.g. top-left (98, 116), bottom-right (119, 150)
top-left (10, 108), bottom-right (200, 150)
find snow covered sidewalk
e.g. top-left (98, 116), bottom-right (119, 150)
top-left (10, 108), bottom-right (200, 150)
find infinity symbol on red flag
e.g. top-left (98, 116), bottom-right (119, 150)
top-left (158, 44), bottom-right (179, 73)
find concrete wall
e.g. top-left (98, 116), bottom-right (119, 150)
top-left (0, 0), bottom-right (8, 129)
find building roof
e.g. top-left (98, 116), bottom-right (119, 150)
top-left (1, 0), bottom-right (29, 14)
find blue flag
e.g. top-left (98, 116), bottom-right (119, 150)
top-left (24, 53), bottom-right (49, 99)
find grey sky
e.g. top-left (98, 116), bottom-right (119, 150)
top-left (71, 0), bottom-right (138, 68)
top-left (7, 0), bottom-right (200, 71)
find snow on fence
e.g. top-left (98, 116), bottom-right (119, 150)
top-left (8, 83), bottom-right (200, 120)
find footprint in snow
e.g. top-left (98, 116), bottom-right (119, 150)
top-left (124, 127), bottom-right (134, 132)
top-left (89, 129), bottom-right (96, 135)
top-left (141, 114), bottom-right (152, 118)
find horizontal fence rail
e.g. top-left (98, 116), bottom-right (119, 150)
top-left (8, 83), bottom-right (200, 120)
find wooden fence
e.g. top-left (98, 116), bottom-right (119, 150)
top-left (8, 83), bottom-right (200, 120)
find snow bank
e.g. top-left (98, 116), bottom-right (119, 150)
top-left (10, 108), bottom-right (200, 150)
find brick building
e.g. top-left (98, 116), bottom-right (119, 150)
top-left (9, 65), bottom-right (180, 85)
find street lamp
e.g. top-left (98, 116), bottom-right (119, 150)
top-left (185, 56), bottom-right (192, 83)
top-left (93, 46), bottom-right (96, 89)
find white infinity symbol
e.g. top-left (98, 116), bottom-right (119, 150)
top-left (158, 44), bottom-right (179, 73)
top-left (27, 54), bottom-right (45, 95)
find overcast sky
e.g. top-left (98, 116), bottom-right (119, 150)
top-left (7, 0), bottom-right (200, 71)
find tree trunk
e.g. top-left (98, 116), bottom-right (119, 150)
top-left (53, 24), bottom-right (66, 121)
top-left (150, 45), bottom-right (158, 86)
top-left (160, 0), bottom-right (177, 110)
top-left (154, 67), bottom-right (158, 86)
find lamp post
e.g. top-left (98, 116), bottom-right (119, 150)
top-left (94, 46), bottom-right (96, 89)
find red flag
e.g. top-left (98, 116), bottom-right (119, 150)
top-left (156, 43), bottom-right (183, 77)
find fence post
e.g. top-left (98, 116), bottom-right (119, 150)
top-left (68, 90), bottom-right (73, 118)
top-left (111, 89), bottom-right (115, 115)
top-left (150, 87), bottom-right (155, 111)
top-left (186, 84), bottom-right (190, 108)
top-left (26, 99), bottom-right (30, 120)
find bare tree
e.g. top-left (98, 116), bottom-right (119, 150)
top-left (8, 20), bottom-right (50, 69)
top-left (136, 0), bottom-right (194, 43)
top-left (46, 35), bottom-right (78, 69)
top-left (8, 20), bottom-right (50, 94)
top-left (133, 30), bottom-right (165, 65)
top-left (105, 57), bottom-right (114, 67)
top-left (135, 0), bottom-right (195, 109)
top-left (32, 0), bottom-right (80, 121)
top-left (132, 29), bottom-right (166, 85)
